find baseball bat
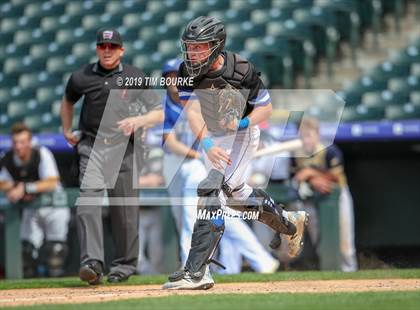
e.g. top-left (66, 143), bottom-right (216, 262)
top-left (253, 138), bottom-right (302, 158)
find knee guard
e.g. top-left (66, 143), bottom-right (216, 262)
top-left (38, 241), bottom-right (69, 277)
top-left (22, 240), bottom-right (37, 278)
top-left (173, 170), bottom-right (225, 281)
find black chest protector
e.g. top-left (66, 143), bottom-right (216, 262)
top-left (180, 51), bottom-right (264, 133)
top-left (1, 148), bottom-right (41, 182)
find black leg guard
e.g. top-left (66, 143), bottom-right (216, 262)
top-left (169, 170), bottom-right (225, 282)
top-left (39, 241), bottom-right (69, 277)
top-left (184, 218), bottom-right (224, 279)
top-left (227, 188), bottom-right (296, 236)
top-left (22, 241), bottom-right (37, 278)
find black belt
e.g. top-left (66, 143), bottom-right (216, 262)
top-left (84, 134), bottom-right (134, 145)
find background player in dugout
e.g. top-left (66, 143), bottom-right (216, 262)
top-left (286, 117), bottom-right (358, 272)
top-left (163, 16), bottom-right (308, 290)
top-left (0, 123), bottom-right (70, 278)
top-left (60, 28), bottom-right (163, 284)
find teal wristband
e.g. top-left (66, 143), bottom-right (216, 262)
top-left (238, 117), bottom-right (250, 130)
top-left (202, 137), bottom-right (215, 153)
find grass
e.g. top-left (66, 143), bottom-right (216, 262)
top-left (0, 268), bottom-right (419, 290)
top-left (3, 291), bottom-right (420, 310)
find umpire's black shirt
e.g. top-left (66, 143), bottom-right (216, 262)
top-left (65, 62), bottom-right (160, 138)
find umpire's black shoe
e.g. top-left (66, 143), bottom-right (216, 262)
top-left (107, 272), bottom-right (130, 283)
top-left (79, 260), bottom-right (104, 285)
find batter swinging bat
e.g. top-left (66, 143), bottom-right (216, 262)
top-left (253, 138), bottom-right (302, 158)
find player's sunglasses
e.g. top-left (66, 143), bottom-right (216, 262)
top-left (97, 43), bottom-right (121, 50)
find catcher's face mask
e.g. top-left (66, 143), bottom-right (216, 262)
top-left (181, 40), bottom-right (223, 78)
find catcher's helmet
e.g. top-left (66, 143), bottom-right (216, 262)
top-left (181, 16), bottom-right (226, 78)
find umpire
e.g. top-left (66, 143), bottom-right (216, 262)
top-left (60, 28), bottom-right (163, 284)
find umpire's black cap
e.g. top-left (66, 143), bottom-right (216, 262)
top-left (96, 28), bottom-right (123, 46)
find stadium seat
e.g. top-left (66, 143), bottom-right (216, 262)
top-left (56, 14), bottom-right (83, 30)
top-left (251, 8), bottom-right (292, 25)
top-left (0, 2), bottom-right (24, 18)
top-left (4, 55), bottom-right (45, 75)
top-left (19, 14), bottom-right (43, 28)
top-left (266, 20), bottom-right (314, 73)
top-left (293, 7), bottom-right (339, 59)
top-left (19, 71), bottom-right (62, 90)
top-left (56, 28), bottom-right (94, 46)
top-left (106, 1), bottom-right (146, 16)
top-left (0, 32), bottom-right (14, 46)
top-left (341, 105), bottom-right (385, 122)
top-left (411, 92), bottom-right (420, 106)
top-left (189, 0), bottom-right (229, 12)
top-left (30, 42), bottom-right (73, 60)
top-left (225, 37), bottom-right (245, 53)
top-left (158, 40), bottom-right (181, 59)
top-left (47, 55), bottom-right (85, 74)
top-left (14, 28), bottom-right (56, 46)
top-left (231, 0), bottom-right (271, 11)
top-left (386, 104), bottom-right (420, 120)
top-left (210, 8), bottom-right (252, 24)
top-left (133, 53), bottom-right (165, 75)
top-left (82, 14), bottom-right (123, 32)
top-left (244, 36), bottom-right (292, 86)
top-left (66, 1), bottom-right (105, 17)
top-left (0, 115), bottom-right (12, 134)
top-left (156, 24), bottom-right (183, 41)
top-left (117, 26), bottom-right (140, 42)
top-left (369, 61), bottom-right (411, 82)
top-left (317, 0), bottom-right (359, 42)
top-left (124, 11), bottom-right (168, 32)
top-left (391, 46), bottom-right (420, 69)
top-left (362, 90), bottom-right (408, 108)
top-left (165, 11), bottom-right (194, 28)
top-left (24, 113), bottom-right (60, 133)
top-left (130, 39), bottom-right (159, 57)
top-left (226, 22), bottom-right (265, 40)
top-left (146, 0), bottom-right (187, 13)
top-left (41, 16), bottom-right (62, 32)
top-left (0, 88), bottom-right (12, 106)
top-left (25, 2), bottom-right (65, 19)
top-left (9, 85), bottom-right (36, 102)
top-left (51, 100), bottom-right (63, 117)
top-left (36, 87), bottom-right (60, 105)
top-left (4, 43), bottom-right (29, 58)
top-left (0, 72), bottom-right (18, 88)
top-left (411, 63), bottom-right (420, 77)
top-left (1, 17), bottom-right (20, 34)
top-left (388, 76), bottom-right (419, 94)
top-left (7, 101), bottom-right (28, 119)
top-left (72, 42), bottom-right (95, 60)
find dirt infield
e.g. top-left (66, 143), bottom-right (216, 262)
top-left (1, 279), bottom-right (419, 307)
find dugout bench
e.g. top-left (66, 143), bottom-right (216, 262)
top-left (0, 186), bottom-right (340, 279)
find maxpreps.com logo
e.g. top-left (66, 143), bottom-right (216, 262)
top-left (103, 30), bottom-right (113, 40)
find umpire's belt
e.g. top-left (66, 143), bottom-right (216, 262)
top-left (85, 134), bottom-right (134, 146)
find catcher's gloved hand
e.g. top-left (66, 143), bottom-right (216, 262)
top-left (217, 84), bottom-right (246, 131)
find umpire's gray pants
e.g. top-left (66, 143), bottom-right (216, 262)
top-left (76, 138), bottom-right (140, 277)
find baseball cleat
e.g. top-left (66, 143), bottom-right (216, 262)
top-left (79, 260), bottom-right (104, 285)
top-left (162, 265), bottom-right (214, 290)
top-left (285, 211), bottom-right (308, 258)
top-left (260, 259), bottom-right (280, 274)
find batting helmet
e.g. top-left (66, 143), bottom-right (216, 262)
top-left (181, 16), bottom-right (226, 78)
